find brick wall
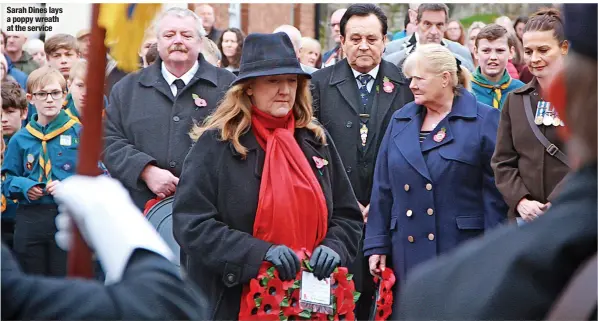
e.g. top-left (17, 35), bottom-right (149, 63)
top-left (191, 3), bottom-right (316, 39)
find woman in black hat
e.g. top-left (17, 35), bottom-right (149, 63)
top-left (172, 32), bottom-right (363, 320)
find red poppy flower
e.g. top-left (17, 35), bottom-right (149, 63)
top-left (375, 303), bottom-right (392, 321)
top-left (244, 279), bottom-right (265, 309)
top-left (265, 277), bottom-right (286, 301)
top-left (338, 310), bottom-right (355, 321)
top-left (257, 294), bottom-right (281, 318)
top-left (282, 288), bottom-right (302, 316)
top-left (297, 248), bottom-right (312, 261)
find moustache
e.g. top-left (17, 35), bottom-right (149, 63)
top-left (169, 45), bottom-right (189, 53)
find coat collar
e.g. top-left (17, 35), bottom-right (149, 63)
top-left (394, 87), bottom-right (478, 120)
top-left (329, 58), bottom-right (407, 86)
top-left (512, 77), bottom-right (539, 95)
top-left (139, 54), bottom-right (219, 88)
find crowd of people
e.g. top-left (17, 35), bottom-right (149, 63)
top-left (0, 2), bottom-right (596, 320)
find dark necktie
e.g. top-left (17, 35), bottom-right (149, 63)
top-left (357, 74), bottom-right (373, 148)
top-left (357, 74), bottom-right (373, 111)
top-left (173, 79), bottom-right (185, 96)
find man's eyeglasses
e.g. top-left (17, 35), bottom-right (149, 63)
top-left (32, 90), bottom-right (64, 100)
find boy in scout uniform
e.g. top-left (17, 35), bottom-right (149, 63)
top-left (2, 66), bottom-right (82, 276)
top-left (1, 80), bottom-right (28, 248)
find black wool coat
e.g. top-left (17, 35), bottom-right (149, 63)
top-left (103, 54), bottom-right (236, 209)
top-left (172, 127), bottom-right (364, 320)
top-left (310, 59), bottom-right (414, 204)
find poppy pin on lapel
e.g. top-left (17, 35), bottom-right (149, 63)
top-left (382, 76), bottom-right (394, 93)
top-left (433, 127), bottom-right (447, 143)
top-left (312, 156), bottom-right (329, 176)
top-left (192, 93), bottom-right (207, 108)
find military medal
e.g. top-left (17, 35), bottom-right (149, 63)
top-left (433, 127), bottom-right (446, 143)
top-left (543, 102), bottom-right (554, 126)
top-left (534, 101), bottom-right (545, 125)
top-left (553, 116), bottom-right (561, 126)
top-left (360, 123), bottom-right (368, 146)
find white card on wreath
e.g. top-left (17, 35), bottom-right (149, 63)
top-left (299, 271), bottom-right (331, 305)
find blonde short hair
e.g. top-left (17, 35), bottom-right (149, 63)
top-left (68, 59), bottom-right (88, 83)
top-left (403, 44), bottom-right (471, 93)
top-left (26, 65), bottom-right (66, 94)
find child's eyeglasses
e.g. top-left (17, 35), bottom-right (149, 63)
top-left (33, 90), bottom-right (64, 100)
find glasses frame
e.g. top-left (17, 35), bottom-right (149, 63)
top-left (32, 90), bottom-right (65, 101)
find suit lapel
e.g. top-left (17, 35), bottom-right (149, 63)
top-left (364, 61), bottom-right (403, 154)
top-left (394, 111), bottom-right (432, 181)
top-left (330, 60), bottom-right (361, 116)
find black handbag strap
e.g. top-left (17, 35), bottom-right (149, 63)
top-left (523, 94), bottom-right (571, 168)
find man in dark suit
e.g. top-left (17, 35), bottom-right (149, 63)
top-left (397, 4), bottom-right (597, 319)
top-left (103, 7), bottom-right (236, 210)
top-left (2, 175), bottom-right (205, 320)
top-left (310, 4), bottom-right (414, 319)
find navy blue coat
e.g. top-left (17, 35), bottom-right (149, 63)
top-left (363, 89), bottom-right (508, 309)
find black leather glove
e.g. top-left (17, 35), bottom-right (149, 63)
top-left (309, 245), bottom-right (340, 280)
top-left (264, 245), bottom-right (300, 281)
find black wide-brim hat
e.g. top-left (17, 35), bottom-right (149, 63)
top-left (230, 32), bottom-right (311, 86)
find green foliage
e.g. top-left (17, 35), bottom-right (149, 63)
top-left (298, 310), bottom-right (312, 319)
top-left (460, 14), bottom-right (500, 28)
top-left (255, 297), bottom-right (263, 308)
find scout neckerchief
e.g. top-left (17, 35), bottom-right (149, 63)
top-left (25, 110), bottom-right (78, 183)
top-left (471, 67), bottom-right (512, 109)
top-left (62, 93), bottom-right (81, 123)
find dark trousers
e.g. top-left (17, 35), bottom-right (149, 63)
top-left (350, 225), bottom-right (375, 320)
top-left (2, 219), bottom-right (15, 249)
top-left (13, 204), bottom-right (67, 277)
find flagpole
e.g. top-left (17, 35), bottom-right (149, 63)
top-left (67, 3), bottom-right (107, 278)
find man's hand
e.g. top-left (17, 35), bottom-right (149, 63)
top-left (27, 186), bottom-right (44, 200)
top-left (369, 254), bottom-right (386, 277)
top-left (517, 198), bottom-right (550, 222)
top-left (141, 165), bottom-right (179, 198)
top-left (359, 203), bottom-right (370, 223)
top-left (45, 180), bottom-right (61, 196)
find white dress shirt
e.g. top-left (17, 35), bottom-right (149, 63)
top-left (160, 61), bottom-right (199, 96)
top-left (351, 64), bottom-right (380, 93)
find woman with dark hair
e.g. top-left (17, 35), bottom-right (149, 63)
top-left (492, 8), bottom-right (570, 224)
top-left (513, 15), bottom-right (529, 43)
top-left (217, 27), bottom-right (244, 75)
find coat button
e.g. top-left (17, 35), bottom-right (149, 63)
top-left (346, 121), bottom-right (353, 128)
top-left (428, 233), bottom-right (435, 241)
top-left (169, 161), bottom-right (176, 168)
top-left (426, 183), bottom-right (432, 191)
top-left (404, 184), bottom-right (410, 192)
top-left (346, 166), bottom-right (352, 173)
top-left (407, 236), bottom-right (414, 243)
top-left (173, 115), bottom-right (180, 122)
top-left (406, 209), bottom-right (413, 217)
top-left (427, 208), bottom-right (434, 215)
top-left (226, 273), bottom-right (236, 283)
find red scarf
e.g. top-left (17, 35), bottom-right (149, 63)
top-left (250, 106), bottom-right (328, 252)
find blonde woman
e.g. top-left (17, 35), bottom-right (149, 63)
top-left (365, 44), bottom-right (507, 317)
top-left (172, 32), bottom-right (363, 320)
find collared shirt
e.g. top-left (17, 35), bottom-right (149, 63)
top-left (351, 64), bottom-right (380, 93)
top-left (160, 61), bottom-right (199, 96)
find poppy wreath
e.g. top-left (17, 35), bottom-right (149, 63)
top-left (239, 248), bottom-right (361, 321)
top-left (372, 268), bottom-right (396, 321)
